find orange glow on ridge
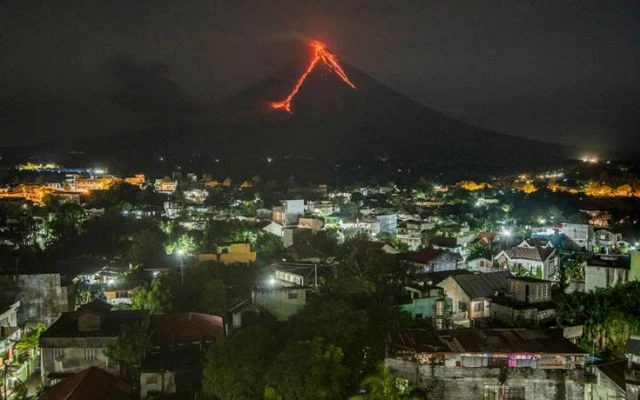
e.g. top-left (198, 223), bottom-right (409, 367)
top-left (271, 41), bottom-right (356, 113)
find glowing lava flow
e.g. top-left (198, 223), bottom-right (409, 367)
top-left (271, 41), bottom-right (356, 113)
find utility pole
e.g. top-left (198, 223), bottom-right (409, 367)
top-left (314, 263), bottom-right (318, 291)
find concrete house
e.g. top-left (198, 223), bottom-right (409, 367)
top-left (594, 229), bottom-right (623, 252)
top-left (39, 301), bottom-right (148, 386)
top-left (584, 254), bottom-right (633, 292)
top-left (626, 335), bottom-right (640, 400)
top-left (437, 271), bottom-right (512, 325)
top-left (139, 313), bottom-right (224, 399)
top-left (407, 247), bottom-right (462, 273)
top-left (385, 328), bottom-right (588, 400)
top-left (494, 239), bottom-right (558, 280)
top-left (491, 277), bottom-right (555, 327)
top-left (400, 285), bottom-right (452, 329)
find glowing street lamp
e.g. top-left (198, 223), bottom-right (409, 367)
top-left (176, 249), bottom-right (185, 285)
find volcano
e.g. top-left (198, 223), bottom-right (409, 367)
top-left (54, 46), bottom-right (573, 173)
top-left (208, 55), bottom-right (572, 163)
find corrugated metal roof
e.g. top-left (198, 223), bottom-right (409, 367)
top-left (452, 271), bottom-right (512, 299)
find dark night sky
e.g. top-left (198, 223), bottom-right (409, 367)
top-left (1, 1), bottom-right (638, 152)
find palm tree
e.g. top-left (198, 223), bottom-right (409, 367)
top-left (350, 363), bottom-right (421, 400)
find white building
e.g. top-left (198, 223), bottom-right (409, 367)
top-left (560, 223), bottom-right (594, 250)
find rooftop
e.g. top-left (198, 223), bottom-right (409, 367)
top-left (387, 328), bottom-right (587, 355)
top-left (502, 246), bottom-right (555, 262)
top-left (150, 312), bottom-right (224, 347)
top-left (586, 254), bottom-right (630, 269)
top-left (447, 271), bottom-right (512, 299)
top-left (38, 367), bottom-right (132, 400)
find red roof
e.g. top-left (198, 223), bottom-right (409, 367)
top-left (152, 312), bottom-right (224, 346)
top-left (39, 367), bottom-right (131, 400)
top-left (409, 247), bottom-right (443, 264)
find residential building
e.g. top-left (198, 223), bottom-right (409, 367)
top-left (560, 223), bottom-right (594, 250)
top-left (0, 301), bottom-right (21, 388)
top-left (124, 174), bottom-right (145, 187)
top-left (584, 254), bottom-right (632, 292)
top-left (103, 281), bottom-right (138, 306)
top-left (400, 285), bottom-right (452, 329)
top-left (595, 229), bottom-right (623, 252)
top-left (262, 221), bottom-right (284, 238)
top-left (591, 360), bottom-right (627, 400)
top-left (355, 240), bottom-right (400, 254)
top-left (39, 301), bottom-right (149, 386)
top-left (297, 217), bottom-right (324, 231)
top-left (385, 328), bottom-right (588, 400)
top-left (494, 239), bottom-right (558, 280)
top-left (406, 247), bottom-right (462, 273)
top-left (491, 277), bottom-right (555, 327)
top-left (0, 273), bottom-right (69, 326)
top-left (377, 214), bottom-right (398, 236)
top-left (139, 313), bottom-right (224, 399)
top-left (154, 178), bottom-right (177, 195)
top-left (215, 243), bottom-right (256, 265)
top-left (252, 286), bottom-right (311, 321)
top-left (465, 257), bottom-right (494, 273)
top-left (269, 262), bottom-right (329, 288)
top-left (39, 367), bottom-right (132, 400)
top-left (273, 200), bottom-right (304, 226)
top-left (437, 271), bottom-right (512, 325)
top-left (626, 335), bottom-right (640, 400)
top-left (163, 201), bottom-right (184, 218)
top-left (429, 237), bottom-right (465, 256)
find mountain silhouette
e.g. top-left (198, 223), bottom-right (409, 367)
top-left (21, 54), bottom-right (574, 173)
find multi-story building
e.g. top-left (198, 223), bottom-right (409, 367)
top-left (491, 277), bottom-right (555, 327)
top-left (437, 271), bottom-right (512, 325)
top-left (560, 223), bottom-right (594, 250)
top-left (494, 239), bottom-right (558, 280)
top-left (386, 328), bottom-right (588, 400)
top-left (400, 285), bottom-right (452, 329)
top-left (626, 335), bottom-right (640, 400)
top-left (0, 273), bottom-right (69, 326)
top-left (39, 301), bottom-right (148, 386)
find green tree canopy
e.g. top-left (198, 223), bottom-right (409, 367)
top-left (265, 339), bottom-right (349, 400)
top-left (202, 326), bottom-right (277, 400)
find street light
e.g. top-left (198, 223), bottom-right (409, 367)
top-left (176, 249), bottom-right (185, 286)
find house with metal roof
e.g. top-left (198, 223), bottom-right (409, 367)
top-left (437, 271), bottom-right (512, 325)
top-left (385, 328), bottom-right (588, 400)
top-left (494, 239), bottom-right (558, 280)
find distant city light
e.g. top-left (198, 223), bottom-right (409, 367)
top-left (266, 156), bottom-right (273, 163)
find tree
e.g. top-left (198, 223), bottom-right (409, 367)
top-left (164, 233), bottom-right (197, 255)
top-left (15, 323), bottom-right (45, 362)
top-left (202, 278), bottom-right (227, 315)
top-left (548, 205), bottom-right (565, 223)
top-left (104, 322), bottom-right (150, 380)
top-left (202, 326), bottom-right (277, 400)
top-left (254, 232), bottom-right (285, 259)
top-left (128, 228), bottom-right (164, 266)
top-left (73, 279), bottom-right (106, 309)
top-left (310, 229), bottom-right (340, 257)
top-left (264, 339), bottom-right (349, 400)
top-left (351, 362), bottom-right (419, 400)
top-left (130, 274), bottom-right (174, 314)
top-left (287, 298), bottom-right (369, 385)
top-left (413, 177), bottom-right (434, 199)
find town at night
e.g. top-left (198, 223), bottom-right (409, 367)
top-left (1, 1), bottom-right (639, 399)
